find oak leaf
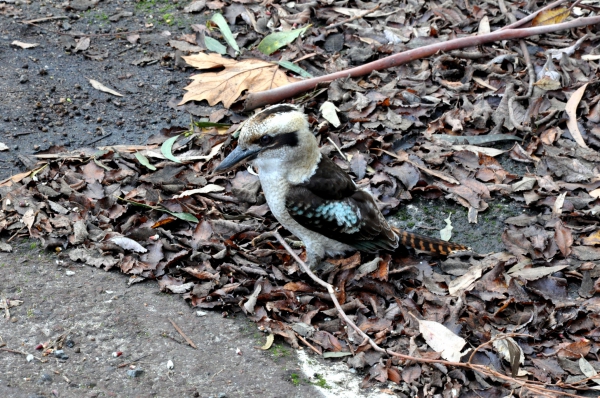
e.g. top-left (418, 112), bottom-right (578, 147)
top-left (179, 53), bottom-right (298, 108)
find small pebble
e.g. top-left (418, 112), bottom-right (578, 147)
top-left (53, 349), bottom-right (68, 360)
top-left (126, 369), bottom-right (144, 378)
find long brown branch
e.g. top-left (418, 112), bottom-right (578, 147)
top-left (244, 16), bottom-right (600, 110)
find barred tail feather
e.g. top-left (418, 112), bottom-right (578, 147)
top-left (391, 227), bottom-right (470, 255)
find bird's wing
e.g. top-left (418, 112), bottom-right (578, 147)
top-left (285, 156), bottom-right (398, 252)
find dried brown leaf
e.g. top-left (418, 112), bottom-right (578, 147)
top-left (532, 7), bottom-right (570, 26)
top-left (180, 53), bottom-right (298, 108)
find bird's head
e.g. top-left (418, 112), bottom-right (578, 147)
top-left (214, 104), bottom-right (320, 179)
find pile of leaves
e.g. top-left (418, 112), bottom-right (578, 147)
top-left (2, 0), bottom-right (600, 396)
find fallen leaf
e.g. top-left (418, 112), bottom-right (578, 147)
top-left (579, 357), bottom-right (600, 386)
top-left (260, 333), bottom-right (275, 350)
top-left (493, 336), bottom-right (524, 377)
top-left (320, 101), bottom-right (341, 127)
top-left (109, 236), bottom-right (148, 253)
top-left (211, 13), bottom-right (239, 54)
top-left (161, 135), bottom-right (182, 163)
top-left (74, 37), bottom-right (90, 52)
top-left (258, 25), bottom-right (311, 55)
top-left (565, 83), bottom-right (589, 148)
top-left (204, 36), bottom-right (227, 54)
top-left (180, 53), bottom-right (298, 108)
top-left (88, 78), bottom-right (123, 97)
top-left (11, 40), bottom-right (39, 49)
top-left (508, 265), bottom-right (569, 280)
top-left (134, 152), bottom-right (156, 171)
top-left (172, 184), bottom-right (224, 198)
top-left (184, 0), bottom-right (206, 13)
top-left (532, 7), bottom-right (570, 26)
top-left (416, 317), bottom-right (470, 362)
top-left (478, 15), bottom-right (490, 35)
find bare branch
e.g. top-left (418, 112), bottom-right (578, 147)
top-left (244, 16), bottom-right (600, 110)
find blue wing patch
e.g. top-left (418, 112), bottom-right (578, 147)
top-left (290, 201), bottom-right (362, 233)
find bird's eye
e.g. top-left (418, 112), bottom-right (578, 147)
top-left (260, 135), bottom-right (273, 146)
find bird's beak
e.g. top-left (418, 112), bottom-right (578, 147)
top-left (214, 145), bottom-right (260, 172)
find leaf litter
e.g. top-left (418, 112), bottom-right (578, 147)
top-left (2, 0), bottom-right (600, 396)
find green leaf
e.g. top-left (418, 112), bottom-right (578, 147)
top-left (193, 120), bottom-right (231, 128)
top-left (204, 36), bottom-right (227, 55)
top-left (161, 135), bottom-right (182, 163)
top-left (258, 25), bottom-right (311, 55)
top-left (167, 211), bottom-right (199, 223)
top-left (135, 152), bottom-right (157, 171)
top-left (211, 13), bottom-right (239, 54)
top-left (278, 60), bottom-right (313, 78)
top-left (94, 158), bottom-right (113, 171)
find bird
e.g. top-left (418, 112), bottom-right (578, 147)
top-left (214, 104), bottom-right (469, 269)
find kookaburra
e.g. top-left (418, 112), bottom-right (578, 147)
top-left (215, 104), bottom-right (467, 269)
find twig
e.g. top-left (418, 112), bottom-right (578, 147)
top-left (244, 15), bottom-right (600, 110)
top-left (168, 318), bottom-right (197, 349)
top-left (117, 353), bottom-right (152, 368)
top-left (23, 16), bottom-right (69, 24)
top-left (294, 332), bottom-right (322, 356)
top-left (272, 231), bottom-right (589, 397)
top-left (210, 367), bottom-right (225, 381)
top-left (7, 225), bottom-right (26, 243)
top-left (535, 109), bottom-right (558, 126)
top-left (327, 137), bottom-right (347, 161)
top-left (21, 22), bottom-right (153, 38)
top-left (86, 132), bottom-right (112, 146)
top-left (327, 4), bottom-right (381, 30)
top-left (0, 347), bottom-right (43, 362)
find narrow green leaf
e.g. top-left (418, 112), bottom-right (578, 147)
top-left (211, 13), bottom-right (239, 54)
top-left (135, 152), bottom-right (157, 171)
top-left (193, 120), bottom-right (231, 128)
top-left (94, 158), bottom-right (113, 171)
top-left (161, 135), bottom-right (182, 163)
top-left (278, 60), bottom-right (313, 78)
top-left (258, 25), bottom-right (310, 56)
top-left (167, 211), bottom-right (199, 223)
top-left (204, 36), bottom-right (227, 55)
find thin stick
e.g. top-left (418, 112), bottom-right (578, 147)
top-left (272, 231), bottom-right (589, 397)
top-left (327, 4), bottom-right (381, 30)
top-left (244, 15), bottom-right (600, 110)
top-left (23, 16), bottom-right (69, 24)
top-left (168, 318), bottom-right (197, 349)
top-left (294, 332), bottom-right (322, 356)
top-left (22, 22), bottom-right (152, 38)
top-left (117, 353), bottom-right (152, 368)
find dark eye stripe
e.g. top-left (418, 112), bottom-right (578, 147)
top-left (252, 131), bottom-right (299, 149)
top-left (270, 131), bottom-right (298, 149)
